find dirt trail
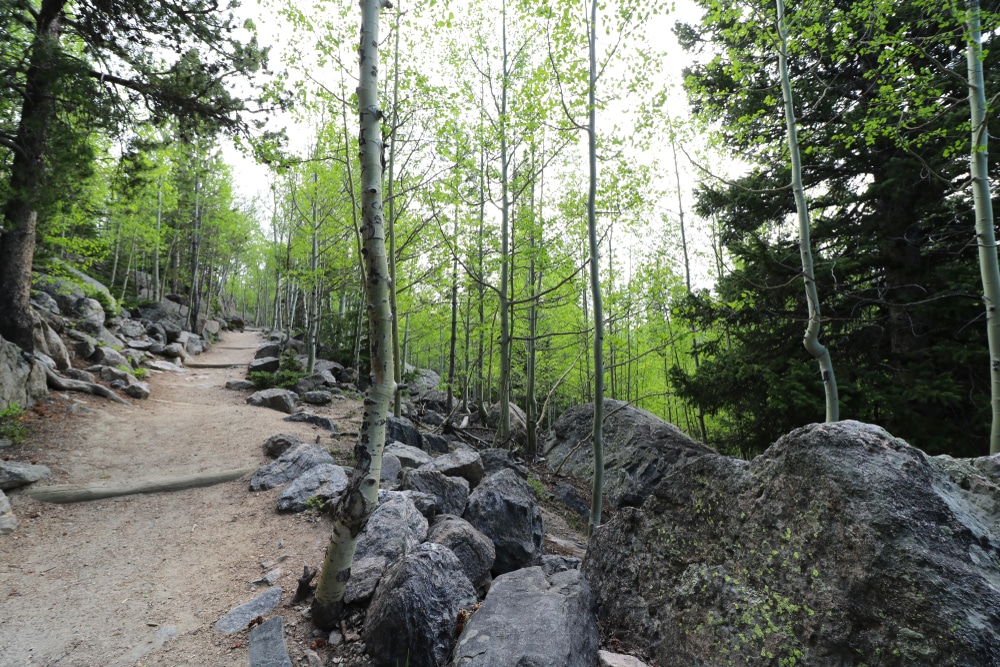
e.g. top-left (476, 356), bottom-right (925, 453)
top-left (0, 331), bottom-right (363, 667)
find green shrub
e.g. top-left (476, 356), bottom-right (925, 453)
top-left (0, 403), bottom-right (28, 444)
top-left (249, 348), bottom-right (309, 390)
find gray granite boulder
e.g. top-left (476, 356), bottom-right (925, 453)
top-left (246, 388), bottom-right (298, 414)
top-left (283, 413), bottom-right (337, 431)
top-left (0, 461), bottom-right (51, 490)
top-left (385, 442), bottom-right (433, 469)
top-left (420, 432), bottom-right (451, 454)
top-left (543, 399), bottom-right (713, 509)
top-left (73, 297), bottom-right (105, 334)
top-left (463, 469), bottom-right (543, 575)
top-left (583, 421), bottom-right (1000, 667)
top-left (0, 335), bottom-right (47, 408)
top-left (276, 463), bottom-right (349, 512)
top-left (249, 444), bottom-right (335, 491)
top-left (343, 555), bottom-right (388, 606)
top-left (67, 329), bottom-right (98, 360)
top-left (30, 291), bottom-right (60, 314)
top-left (355, 490), bottom-right (428, 564)
top-left (387, 415), bottom-right (423, 450)
top-left (480, 448), bottom-right (529, 479)
top-left (123, 381), bottom-right (150, 400)
top-left (0, 489), bottom-right (15, 535)
top-left (426, 514), bottom-right (495, 589)
top-left (380, 453), bottom-right (402, 483)
top-left (363, 542), bottom-right (477, 667)
top-left (255, 342), bottom-right (281, 359)
top-left (302, 390), bottom-right (332, 405)
top-left (451, 567), bottom-right (598, 667)
top-left (225, 379), bottom-right (256, 391)
top-left (262, 433), bottom-right (303, 458)
top-left (249, 356), bottom-right (280, 374)
top-left (419, 449), bottom-right (485, 489)
top-left (402, 469), bottom-right (469, 516)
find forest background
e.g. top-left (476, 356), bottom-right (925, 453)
top-left (2, 0), bottom-right (998, 460)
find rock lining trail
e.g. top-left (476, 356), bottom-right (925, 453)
top-left (0, 331), bottom-right (363, 667)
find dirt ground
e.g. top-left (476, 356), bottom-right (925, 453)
top-left (0, 330), bottom-right (587, 667)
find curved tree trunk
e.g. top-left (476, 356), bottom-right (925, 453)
top-left (311, 0), bottom-right (396, 630)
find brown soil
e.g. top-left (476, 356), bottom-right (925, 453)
top-left (0, 330), bottom-right (588, 667)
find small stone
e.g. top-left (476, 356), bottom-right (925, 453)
top-left (598, 650), bottom-right (652, 667)
top-left (328, 630), bottom-right (344, 646)
top-left (283, 413), bottom-right (337, 431)
top-left (303, 649), bottom-right (323, 667)
top-left (0, 489), bottom-right (15, 536)
top-left (123, 381), bottom-right (150, 400)
top-left (250, 568), bottom-right (282, 586)
top-left (225, 379), bottom-right (256, 391)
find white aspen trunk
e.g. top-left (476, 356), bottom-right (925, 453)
top-left (311, 0), bottom-right (396, 629)
top-left (966, 0), bottom-right (1000, 453)
top-left (775, 0), bottom-right (839, 422)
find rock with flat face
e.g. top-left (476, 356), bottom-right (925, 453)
top-left (463, 469), bottom-right (543, 575)
top-left (543, 399), bottom-right (714, 509)
top-left (262, 433), bottom-right (303, 458)
top-left (275, 463), bottom-right (349, 512)
top-left (246, 388), bottom-right (298, 414)
top-left (249, 356), bottom-right (280, 374)
top-left (0, 461), bottom-right (51, 490)
top-left (215, 586), bottom-right (282, 634)
top-left (355, 490), bottom-right (428, 565)
top-left (0, 490), bottom-right (16, 535)
top-left (363, 542), bottom-right (476, 667)
top-left (419, 449), bottom-right (485, 488)
top-left (402, 469), bottom-right (469, 517)
top-left (249, 444), bottom-right (334, 491)
top-left (248, 616), bottom-right (292, 667)
top-left (385, 442), bottom-right (433, 469)
top-left (451, 566), bottom-right (598, 667)
top-left (426, 514), bottom-right (495, 589)
top-left (386, 415), bottom-right (423, 450)
top-left (0, 335), bottom-right (47, 408)
top-left (225, 379), bottom-right (256, 391)
top-left (584, 420), bottom-right (1000, 667)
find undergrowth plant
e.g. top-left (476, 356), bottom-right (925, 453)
top-left (0, 403), bottom-right (28, 444)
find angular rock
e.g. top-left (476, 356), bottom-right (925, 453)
top-left (552, 483), bottom-right (590, 520)
top-left (123, 381), bottom-right (150, 400)
top-left (262, 433), bottom-right (303, 458)
top-left (214, 586), bottom-right (282, 634)
top-left (0, 461), bottom-right (52, 490)
top-left (463, 469), bottom-right (543, 575)
top-left (543, 399), bottom-right (713, 508)
top-left (419, 449), bottom-right (485, 489)
top-left (541, 554), bottom-right (581, 575)
top-left (67, 329), bottom-right (99, 360)
top-left (35, 320), bottom-right (69, 370)
top-left (144, 359), bottom-right (184, 372)
top-left (480, 448), bottom-right (529, 479)
top-left (249, 444), bottom-right (335, 491)
top-left (146, 321), bottom-right (167, 342)
top-left (100, 365), bottom-right (132, 383)
top-left (584, 420), bottom-right (1000, 667)
top-left (73, 297), bottom-right (106, 333)
top-left (0, 335), bottom-right (47, 408)
top-left (276, 463), bottom-right (349, 512)
top-left (160, 319), bottom-right (182, 343)
top-left (161, 342), bottom-right (187, 360)
top-left (363, 542), bottom-right (476, 667)
top-left (421, 432), bottom-right (451, 454)
top-left (402, 469), bottom-right (470, 516)
top-left (402, 490), bottom-right (439, 520)
top-left (247, 388), bottom-right (298, 414)
top-left (282, 413), bottom-right (337, 431)
top-left (451, 567), bottom-right (598, 667)
top-left (225, 379), bottom-right (256, 391)
top-left (34, 273), bottom-right (85, 313)
top-left (31, 291), bottom-right (60, 314)
top-left (249, 357), bottom-right (280, 374)
top-left (0, 489), bottom-right (15, 536)
top-left (355, 490), bottom-right (428, 564)
top-left (292, 374), bottom-right (327, 395)
top-left (343, 555), bottom-right (388, 606)
top-left (488, 401), bottom-right (529, 447)
top-left (117, 320), bottom-right (146, 339)
top-left (426, 514), bottom-right (495, 588)
top-left (387, 415), bottom-right (423, 450)
top-left (385, 442), bottom-right (433, 469)
top-left (406, 366), bottom-right (441, 393)
top-left (248, 616), bottom-right (292, 667)
top-left (184, 334), bottom-right (205, 355)
top-left (255, 342), bottom-right (281, 359)
top-left (302, 390), bottom-right (332, 405)
top-left (381, 453), bottom-right (402, 483)
top-left (421, 410), bottom-right (445, 426)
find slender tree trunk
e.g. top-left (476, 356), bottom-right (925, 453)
top-left (447, 187), bottom-right (459, 414)
top-left (966, 0), bottom-right (1000, 453)
top-left (187, 166), bottom-right (202, 332)
top-left (153, 176), bottom-right (163, 301)
top-left (312, 0), bottom-right (396, 629)
top-left (388, 6), bottom-right (403, 417)
top-left (586, 0), bottom-right (605, 534)
top-left (307, 169), bottom-right (319, 373)
top-left (776, 0), bottom-right (838, 422)
top-left (495, 0), bottom-right (513, 446)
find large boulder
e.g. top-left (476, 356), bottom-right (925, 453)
top-left (543, 399), bottom-right (713, 508)
top-left (463, 469), bottom-right (543, 575)
top-left (72, 297), bottom-right (106, 334)
top-left (249, 356), bottom-right (280, 374)
top-left (401, 469), bottom-right (470, 517)
top-left (363, 542), bottom-right (477, 667)
top-left (0, 461), bottom-right (51, 490)
top-left (405, 366), bottom-right (441, 393)
top-left (584, 421), bottom-right (1000, 667)
top-left (249, 444), bottom-right (335, 491)
top-left (355, 490), bottom-right (428, 564)
top-left (386, 415), bottom-right (423, 450)
top-left (262, 433), bottom-right (303, 458)
top-left (426, 514), bottom-right (495, 589)
top-left (246, 388), bottom-right (298, 414)
top-left (0, 336), bottom-right (47, 409)
top-left (451, 566), bottom-right (598, 667)
top-left (385, 442), bottom-right (433, 469)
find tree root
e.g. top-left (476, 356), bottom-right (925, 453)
top-left (43, 366), bottom-right (130, 405)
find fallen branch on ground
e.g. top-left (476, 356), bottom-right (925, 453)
top-left (26, 467), bottom-right (255, 503)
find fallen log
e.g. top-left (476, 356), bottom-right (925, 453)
top-left (25, 467), bottom-right (255, 503)
top-left (43, 366), bottom-right (130, 405)
top-left (183, 362), bottom-right (243, 369)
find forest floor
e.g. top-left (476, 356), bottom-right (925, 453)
top-left (0, 330), bottom-right (585, 667)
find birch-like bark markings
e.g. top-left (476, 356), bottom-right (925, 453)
top-left (966, 0), bottom-right (1000, 454)
top-left (311, 0), bottom-right (396, 630)
top-left (775, 0), bottom-right (839, 422)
